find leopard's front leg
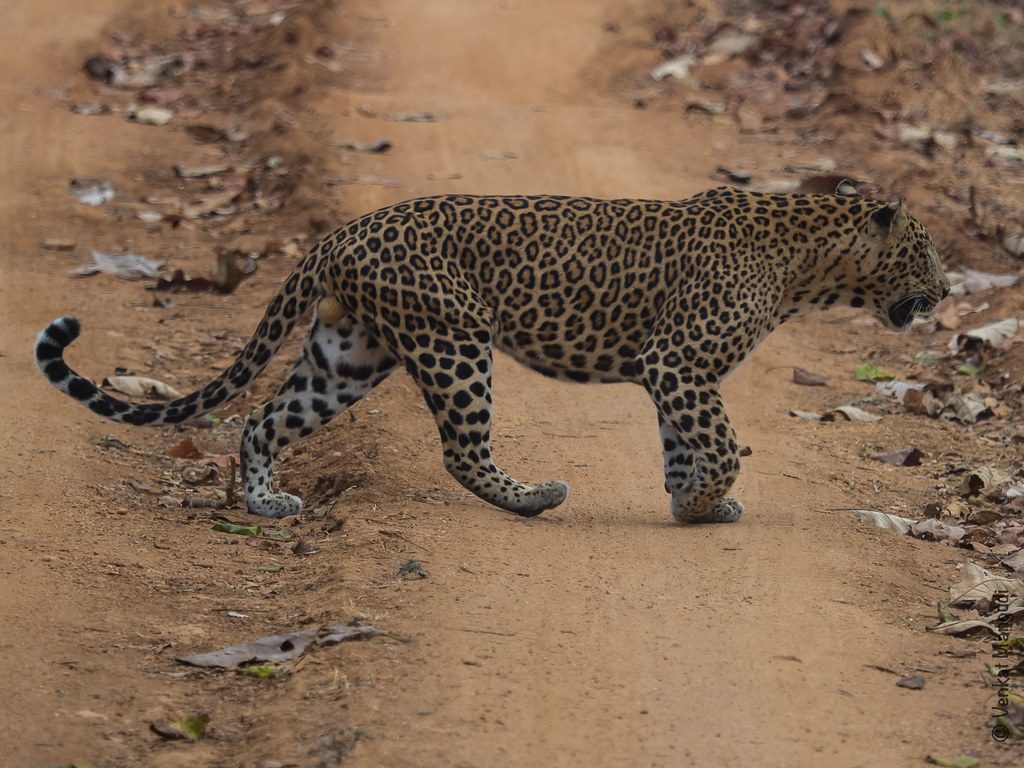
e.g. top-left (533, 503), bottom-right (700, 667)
top-left (656, 413), bottom-right (743, 522)
top-left (643, 372), bottom-right (743, 524)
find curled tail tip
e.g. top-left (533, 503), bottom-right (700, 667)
top-left (35, 316), bottom-right (81, 385)
top-left (38, 316), bottom-right (81, 348)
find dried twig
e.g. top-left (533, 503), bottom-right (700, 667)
top-left (182, 457), bottom-right (237, 509)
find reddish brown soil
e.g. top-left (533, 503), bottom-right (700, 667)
top-left (1, 1), bottom-right (1021, 767)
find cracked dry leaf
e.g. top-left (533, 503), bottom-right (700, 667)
top-left (948, 563), bottom-right (1024, 606)
top-left (101, 375), bottom-right (182, 400)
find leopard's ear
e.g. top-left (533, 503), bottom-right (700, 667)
top-left (870, 197), bottom-right (908, 239)
top-left (835, 179), bottom-right (860, 197)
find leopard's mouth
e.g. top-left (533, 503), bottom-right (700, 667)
top-left (886, 294), bottom-right (933, 331)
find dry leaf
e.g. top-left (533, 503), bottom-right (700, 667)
top-left (911, 518), bottom-right (966, 544)
top-left (929, 617), bottom-right (1003, 635)
top-left (169, 439), bottom-right (202, 459)
top-left (949, 318), bottom-right (1020, 352)
top-left (70, 251), bottom-right (164, 280)
top-left (174, 163), bottom-right (232, 178)
top-left (947, 269), bottom-right (1020, 295)
top-left (959, 467), bottom-right (1012, 498)
top-left (177, 624), bottom-right (388, 668)
top-left (70, 178), bottom-right (114, 206)
top-left (850, 509), bottom-right (914, 534)
top-left (876, 380), bottom-right (925, 399)
top-left (902, 388), bottom-right (945, 417)
top-left (789, 409), bottom-right (823, 421)
top-left (793, 367), bottom-right (828, 386)
top-left (873, 447), bottom-right (924, 466)
top-left (946, 392), bottom-right (992, 425)
top-left (828, 405), bottom-right (881, 422)
top-left (152, 251), bottom-right (256, 294)
top-left (292, 538), bottom-right (319, 556)
top-left (948, 563), bottom-right (1024, 606)
top-left (1001, 550), bottom-right (1024, 573)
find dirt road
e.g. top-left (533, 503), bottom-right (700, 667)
top-left (0, 1), bottom-right (1012, 766)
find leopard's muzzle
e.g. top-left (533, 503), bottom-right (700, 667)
top-left (886, 293), bottom-right (934, 331)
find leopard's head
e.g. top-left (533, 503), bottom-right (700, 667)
top-left (851, 198), bottom-right (949, 331)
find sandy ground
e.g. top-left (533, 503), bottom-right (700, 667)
top-left (0, 1), bottom-right (1018, 766)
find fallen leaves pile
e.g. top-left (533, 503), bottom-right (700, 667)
top-left (58, 0), bottom-right (329, 296)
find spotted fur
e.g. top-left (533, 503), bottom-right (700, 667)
top-left (36, 186), bottom-right (948, 521)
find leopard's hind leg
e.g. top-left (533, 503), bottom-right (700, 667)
top-left (403, 325), bottom-right (568, 516)
top-left (241, 315), bottom-right (397, 517)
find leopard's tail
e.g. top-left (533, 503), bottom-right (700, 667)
top-left (35, 251), bottom-right (322, 426)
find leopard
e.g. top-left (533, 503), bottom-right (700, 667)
top-left (36, 183), bottom-right (948, 523)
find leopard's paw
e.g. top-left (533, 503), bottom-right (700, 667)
top-left (672, 496), bottom-right (744, 524)
top-left (247, 491), bottom-right (304, 518)
top-left (511, 480), bottom-right (569, 517)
